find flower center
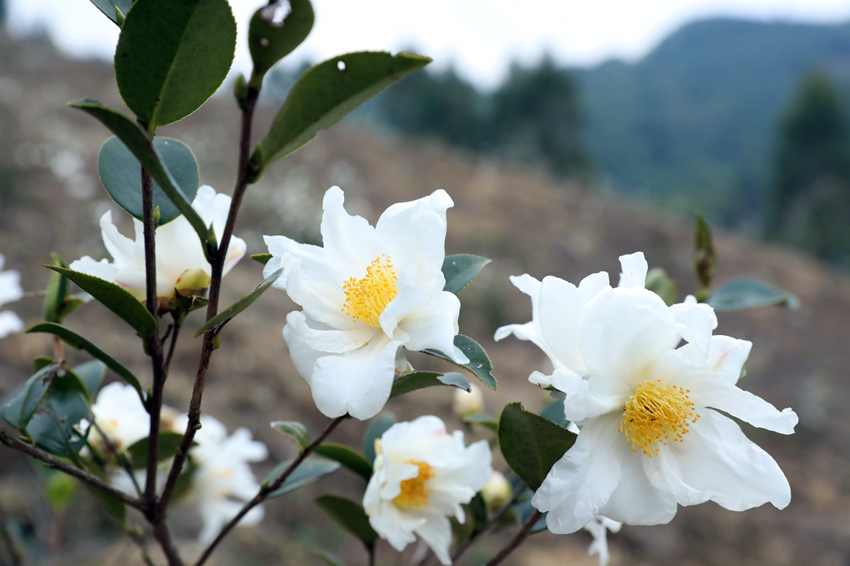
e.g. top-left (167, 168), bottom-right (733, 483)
top-left (342, 255), bottom-right (398, 327)
top-left (619, 379), bottom-right (700, 457)
top-left (393, 460), bottom-right (435, 509)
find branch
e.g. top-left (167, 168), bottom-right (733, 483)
top-left (484, 509), bottom-right (542, 566)
top-left (91, 420), bottom-right (142, 499)
top-left (193, 416), bottom-right (346, 566)
top-left (450, 482), bottom-right (525, 563)
top-left (0, 428), bottom-right (143, 510)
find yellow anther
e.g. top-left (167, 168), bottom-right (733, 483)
top-left (342, 255), bottom-right (398, 327)
top-left (618, 379), bottom-right (698, 457)
top-left (393, 460), bottom-right (435, 509)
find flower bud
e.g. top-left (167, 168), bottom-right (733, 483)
top-left (452, 382), bottom-right (484, 418)
top-left (481, 470), bottom-right (512, 509)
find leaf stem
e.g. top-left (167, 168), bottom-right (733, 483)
top-left (193, 416), bottom-right (346, 566)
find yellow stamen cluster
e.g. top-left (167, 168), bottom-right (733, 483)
top-left (342, 255), bottom-right (399, 328)
top-left (393, 460), bottom-right (435, 509)
top-left (619, 379), bottom-right (700, 457)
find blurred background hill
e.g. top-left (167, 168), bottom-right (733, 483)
top-left (1, 9), bottom-right (849, 566)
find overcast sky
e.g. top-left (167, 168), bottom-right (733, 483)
top-left (8, 0), bottom-right (850, 88)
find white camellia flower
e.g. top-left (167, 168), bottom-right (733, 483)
top-left (263, 187), bottom-right (468, 420)
top-left (70, 185), bottom-right (246, 301)
top-left (584, 516), bottom-right (622, 566)
top-left (84, 382), bottom-right (152, 451)
top-left (496, 252), bottom-right (798, 534)
top-left (363, 415), bottom-right (492, 565)
top-left (183, 415), bottom-right (268, 545)
top-left (0, 253), bottom-right (24, 338)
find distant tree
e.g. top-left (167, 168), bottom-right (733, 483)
top-left (489, 55), bottom-right (590, 179)
top-left (766, 70), bottom-right (850, 262)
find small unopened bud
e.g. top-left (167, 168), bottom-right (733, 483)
top-left (452, 383), bottom-right (484, 418)
top-left (175, 268), bottom-right (211, 298)
top-left (481, 471), bottom-right (512, 509)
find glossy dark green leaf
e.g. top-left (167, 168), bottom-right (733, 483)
top-left (98, 136), bottom-right (200, 225)
top-left (250, 253), bottom-right (272, 265)
top-left (27, 322), bottom-right (143, 399)
top-left (539, 399), bottom-right (568, 428)
top-left (250, 51), bottom-right (430, 181)
top-left (249, 0), bottom-right (314, 87)
top-left (315, 443), bottom-right (372, 481)
top-left (498, 403), bottom-right (576, 491)
top-left (463, 413), bottom-right (498, 432)
top-left (126, 432), bottom-right (188, 468)
top-left (28, 371), bottom-right (91, 458)
top-left (3, 365), bottom-right (54, 430)
top-left (69, 99), bottom-right (208, 243)
top-left (314, 494), bottom-right (378, 551)
top-left (43, 253), bottom-right (69, 323)
top-left (694, 211), bottom-right (717, 299)
top-left (195, 268), bottom-right (283, 337)
top-left (89, 0), bottom-right (133, 25)
top-left (425, 335), bottom-right (497, 390)
top-left (266, 457), bottom-right (340, 499)
top-left (271, 420), bottom-right (310, 451)
top-left (362, 413), bottom-right (394, 464)
top-left (45, 267), bottom-right (157, 343)
top-left (442, 254), bottom-right (490, 294)
top-left (31, 356), bottom-right (53, 375)
top-left (707, 277), bottom-right (800, 311)
top-left (70, 361), bottom-right (106, 400)
top-left (389, 371), bottom-right (470, 399)
top-left (115, 0), bottom-right (237, 129)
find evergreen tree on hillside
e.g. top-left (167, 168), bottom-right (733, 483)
top-left (766, 71), bottom-right (850, 263)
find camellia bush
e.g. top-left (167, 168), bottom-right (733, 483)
top-left (0, 1), bottom-right (801, 565)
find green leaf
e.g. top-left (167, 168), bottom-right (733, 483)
top-left (315, 443), bottom-right (372, 481)
top-left (31, 356), bottom-right (53, 375)
top-left (27, 322), bottom-right (143, 399)
top-left (362, 413), bottom-right (394, 464)
top-left (249, 0), bottom-right (315, 88)
top-left (115, 0), bottom-right (237, 129)
top-left (69, 99), bottom-right (209, 243)
top-left (266, 457), bottom-right (340, 499)
top-left (89, 0), bottom-right (133, 25)
top-left (389, 371), bottom-right (470, 399)
top-left (43, 253), bottom-right (69, 323)
top-left (645, 267), bottom-right (677, 307)
top-left (27, 371), bottom-right (91, 458)
top-left (442, 254), bottom-right (490, 294)
top-left (425, 335), bottom-right (497, 390)
top-left (271, 420), bottom-right (310, 451)
top-left (45, 267), bottom-right (157, 343)
top-left (314, 494), bottom-right (378, 551)
top-left (87, 486), bottom-right (126, 522)
top-left (70, 361), bottom-right (106, 400)
top-left (98, 137), bottom-right (200, 225)
top-left (463, 413), bottom-right (498, 432)
top-left (250, 253), bottom-right (272, 265)
top-left (126, 432), bottom-right (188, 468)
top-left (195, 268), bottom-right (283, 337)
top-left (694, 211), bottom-right (717, 299)
top-left (467, 493), bottom-right (487, 533)
top-left (497, 403), bottom-right (576, 491)
top-left (251, 51), bottom-right (430, 181)
top-left (539, 399), bottom-right (568, 428)
top-left (512, 498), bottom-right (548, 534)
top-left (707, 277), bottom-right (800, 311)
top-left (44, 472), bottom-right (79, 512)
top-left (3, 365), bottom-right (54, 430)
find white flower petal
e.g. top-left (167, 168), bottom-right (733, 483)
top-left (617, 252), bottom-right (647, 288)
top-left (414, 513), bottom-right (453, 565)
top-left (670, 298), bottom-right (718, 358)
top-left (399, 291), bottom-right (467, 363)
top-left (0, 311), bottom-right (24, 338)
top-left (320, 186), bottom-right (384, 275)
top-left (599, 450), bottom-right (678, 525)
top-left (561, 373), bottom-right (630, 423)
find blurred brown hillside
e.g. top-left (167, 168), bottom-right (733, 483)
top-left (0, 32), bottom-right (847, 566)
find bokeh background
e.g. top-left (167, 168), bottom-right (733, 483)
top-left (1, 0), bottom-right (849, 564)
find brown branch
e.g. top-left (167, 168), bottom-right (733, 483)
top-left (0, 428), bottom-right (143, 510)
top-left (193, 416), bottom-right (346, 566)
top-left (484, 509), bottom-right (542, 566)
top-left (91, 420), bottom-right (142, 499)
top-left (450, 482), bottom-right (525, 563)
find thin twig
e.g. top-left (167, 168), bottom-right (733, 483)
top-left (125, 525), bottom-right (157, 566)
top-left (163, 322), bottom-right (181, 376)
top-left (484, 509), bottom-right (542, 566)
top-left (0, 428), bottom-right (143, 510)
top-left (450, 482), bottom-right (525, 563)
top-left (158, 83), bottom-right (261, 515)
top-left (152, 521), bottom-right (182, 566)
top-left (193, 416), bottom-right (346, 566)
top-left (90, 420), bottom-right (142, 498)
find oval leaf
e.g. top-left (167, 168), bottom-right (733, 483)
top-left (266, 457), bottom-right (340, 499)
top-left (249, 0), bottom-right (315, 87)
top-left (314, 494), bottom-right (378, 551)
top-left (463, 413), bottom-right (498, 432)
top-left (28, 370), bottom-right (91, 458)
top-left (3, 365), bottom-right (54, 430)
top-left (89, 0), bottom-right (133, 25)
top-left (707, 277), bottom-right (800, 311)
top-left (98, 137), bottom-right (199, 225)
top-left (250, 253), bottom-right (272, 266)
top-left (251, 51), bottom-right (430, 180)
top-left (362, 413), bottom-right (394, 464)
top-left (442, 254), bottom-right (490, 295)
top-left (43, 253), bottom-right (69, 323)
top-left (46, 266), bottom-right (157, 342)
top-left (390, 371), bottom-right (470, 399)
top-left (115, 0), bottom-right (237, 129)
top-left (195, 268), bottom-right (283, 337)
top-left (497, 403), bottom-right (576, 491)
top-left (271, 420), bottom-right (310, 451)
top-left (126, 432), bottom-right (189, 469)
top-left (315, 443), bottom-right (372, 481)
top-left (425, 335), bottom-right (497, 389)
top-left (69, 99), bottom-right (209, 243)
top-left (70, 361), bottom-right (107, 400)
top-left (27, 322), bottom-right (143, 399)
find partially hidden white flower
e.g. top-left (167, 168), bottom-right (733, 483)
top-left (452, 382), bottom-right (484, 418)
top-left (83, 382), bottom-right (152, 451)
top-left (363, 416), bottom-right (492, 565)
top-left (0, 253), bottom-right (24, 338)
top-left (183, 415), bottom-right (268, 545)
top-left (70, 185), bottom-right (246, 301)
top-left (264, 187), bottom-right (468, 420)
top-left (584, 516), bottom-right (622, 566)
top-left (496, 252), bottom-right (798, 534)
